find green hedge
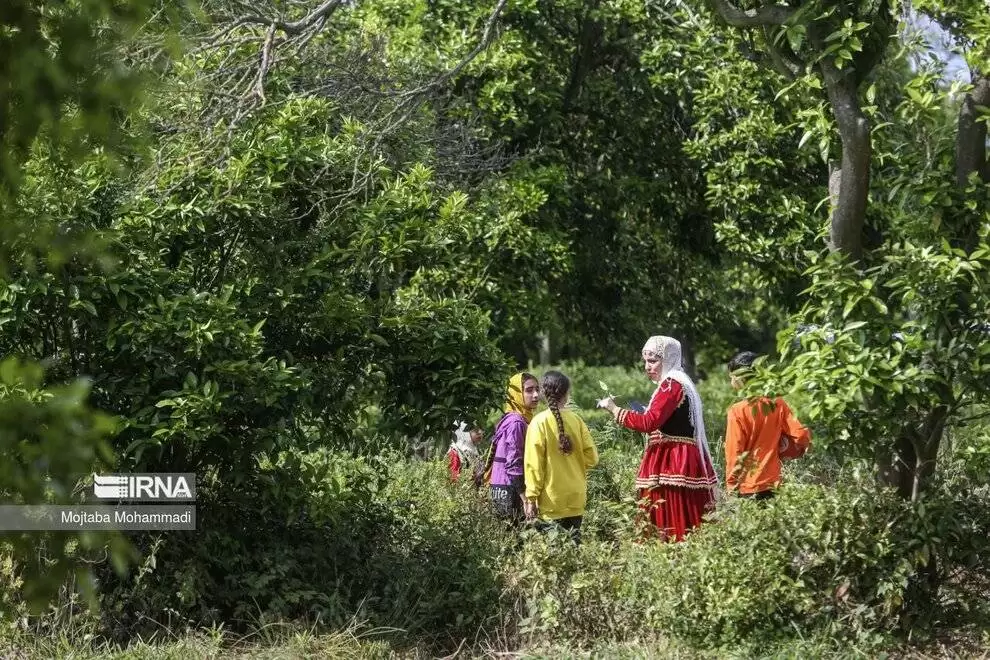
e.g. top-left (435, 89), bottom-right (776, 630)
top-left (5, 404), bottom-right (989, 656)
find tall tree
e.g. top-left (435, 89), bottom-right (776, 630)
top-left (702, 0), bottom-right (990, 499)
top-left (704, 0), bottom-right (895, 260)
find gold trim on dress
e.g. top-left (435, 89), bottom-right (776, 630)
top-left (635, 473), bottom-right (718, 490)
top-left (647, 432), bottom-right (695, 447)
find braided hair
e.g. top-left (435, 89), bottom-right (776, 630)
top-left (541, 370), bottom-right (572, 454)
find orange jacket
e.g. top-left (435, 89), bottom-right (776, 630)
top-left (724, 397), bottom-right (810, 495)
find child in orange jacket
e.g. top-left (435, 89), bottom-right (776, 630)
top-left (724, 351), bottom-right (811, 500)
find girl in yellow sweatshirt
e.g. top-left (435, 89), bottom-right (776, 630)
top-left (523, 370), bottom-right (599, 543)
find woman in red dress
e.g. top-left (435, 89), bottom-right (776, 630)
top-left (598, 335), bottom-right (718, 541)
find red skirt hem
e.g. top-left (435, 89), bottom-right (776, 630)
top-left (636, 441), bottom-right (714, 542)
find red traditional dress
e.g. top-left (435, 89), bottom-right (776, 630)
top-left (614, 379), bottom-right (717, 541)
top-left (447, 445), bottom-right (465, 482)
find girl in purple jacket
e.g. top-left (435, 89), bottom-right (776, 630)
top-left (487, 372), bottom-right (540, 524)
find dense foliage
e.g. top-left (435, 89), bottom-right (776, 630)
top-left (3, 387), bottom-right (989, 655)
top-left (0, 0), bottom-right (988, 655)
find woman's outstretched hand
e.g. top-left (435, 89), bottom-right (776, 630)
top-left (523, 498), bottom-right (539, 521)
top-left (596, 396), bottom-right (616, 413)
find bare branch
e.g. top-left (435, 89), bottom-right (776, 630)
top-left (705, 0), bottom-right (796, 27)
top-left (221, 0), bottom-right (346, 36)
top-left (252, 23), bottom-right (278, 105)
top-left (187, 1), bottom-right (348, 123)
top-left (395, 0), bottom-right (510, 99)
top-left (144, 0), bottom-right (511, 207)
top-left (189, 0), bottom-right (509, 130)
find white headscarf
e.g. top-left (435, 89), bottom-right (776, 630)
top-left (450, 421), bottom-right (480, 466)
top-left (643, 336), bottom-right (719, 490)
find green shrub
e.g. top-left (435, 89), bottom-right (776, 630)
top-left (94, 450), bottom-right (391, 638)
top-left (576, 407), bottom-right (613, 430)
top-left (6, 401), bottom-right (988, 656)
top-left (508, 467), bottom-right (990, 650)
top-left (643, 481), bottom-right (900, 646)
top-left (946, 411), bottom-right (990, 482)
top-left (540, 361), bottom-right (656, 410)
top-left (373, 455), bottom-right (515, 640)
top-left (90, 446), bottom-right (514, 651)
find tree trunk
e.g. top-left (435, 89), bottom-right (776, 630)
top-left (953, 71), bottom-right (990, 251)
top-left (955, 72), bottom-right (990, 188)
top-left (890, 70), bottom-right (990, 496)
top-left (538, 331), bottom-right (551, 366)
top-left (877, 406), bottom-right (947, 501)
top-left (878, 74), bottom-right (990, 501)
top-left (536, 325), bottom-right (563, 365)
top-left (876, 434), bottom-right (917, 500)
top-left (561, 0), bottom-right (603, 113)
top-left (877, 407), bottom-right (948, 614)
top-left (820, 62), bottom-right (870, 262)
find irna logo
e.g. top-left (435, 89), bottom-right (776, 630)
top-left (92, 473), bottom-right (196, 501)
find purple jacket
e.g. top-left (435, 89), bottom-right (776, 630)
top-left (489, 412), bottom-right (527, 490)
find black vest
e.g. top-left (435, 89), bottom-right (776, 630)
top-left (659, 385), bottom-right (694, 438)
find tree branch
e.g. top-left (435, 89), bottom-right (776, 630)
top-left (851, 0), bottom-right (894, 86)
top-left (395, 0), bottom-right (509, 98)
top-left (705, 0), bottom-right (796, 27)
top-left (562, 2), bottom-right (603, 112)
top-left (957, 408), bottom-right (990, 425)
top-left (190, 0), bottom-right (350, 124)
top-left (762, 26), bottom-right (803, 80)
top-left (222, 0), bottom-right (346, 36)
top-left (252, 23), bottom-right (278, 105)
top-left (370, 0), bottom-right (510, 151)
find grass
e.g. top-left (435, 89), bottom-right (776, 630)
top-left (1, 620), bottom-right (395, 659)
top-left (5, 634), bottom-right (987, 659)
top-left (3, 615), bottom-right (987, 659)
top-left (1, 609), bottom-right (987, 659)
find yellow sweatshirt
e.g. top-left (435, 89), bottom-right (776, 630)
top-left (524, 408), bottom-right (600, 520)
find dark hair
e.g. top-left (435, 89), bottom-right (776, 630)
top-left (541, 370), bottom-right (572, 454)
top-left (728, 351), bottom-right (759, 373)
